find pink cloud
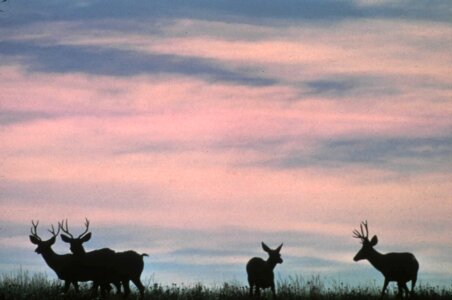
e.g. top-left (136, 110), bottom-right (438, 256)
top-left (2, 64), bottom-right (450, 148)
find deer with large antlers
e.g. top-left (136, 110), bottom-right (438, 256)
top-left (59, 218), bottom-right (148, 299)
top-left (29, 221), bottom-right (115, 297)
top-left (353, 221), bottom-right (419, 298)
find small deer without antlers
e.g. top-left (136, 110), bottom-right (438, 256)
top-left (246, 242), bottom-right (283, 298)
top-left (353, 221), bottom-right (419, 298)
top-left (59, 218), bottom-right (148, 299)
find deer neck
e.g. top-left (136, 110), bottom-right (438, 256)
top-left (266, 258), bottom-right (278, 270)
top-left (72, 246), bottom-right (86, 256)
top-left (366, 248), bottom-right (386, 272)
top-left (40, 248), bottom-right (66, 275)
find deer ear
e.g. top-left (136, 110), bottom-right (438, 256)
top-left (29, 235), bottom-right (40, 245)
top-left (61, 234), bottom-right (72, 243)
top-left (276, 243), bottom-right (283, 252)
top-left (80, 232), bottom-right (91, 243)
top-left (370, 235), bottom-right (378, 246)
top-left (262, 242), bottom-right (271, 253)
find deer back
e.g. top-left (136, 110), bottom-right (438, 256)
top-left (111, 250), bottom-right (147, 278)
top-left (378, 252), bottom-right (419, 281)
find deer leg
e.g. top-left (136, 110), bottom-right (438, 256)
top-left (271, 282), bottom-right (277, 298)
top-left (113, 281), bottom-right (122, 294)
top-left (411, 275), bottom-right (417, 297)
top-left (132, 277), bottom-right (145, 299)
top-left (62, 281), bottom-right (71, 293)
top-left (255, 286), bottom-right (261, 297)
top-left (102, 283), bottom-right (112, 296)
top-left (99, 284), bottom-right (108, 299)
top-left (397, 281), bottom-right (403, 299)
top-left (73, 281), bottom-right (79, 293)
top-left (247, 279), bottom-right (254, 297)
top-left (381, 278), bottom-right (389, 298)
top-left (122, 280), bottom-right (131, 299)
top-left (402, 282), bottom-right (410, 298)
top-left (104, 283), bottom-right (114, 298)
top-left (90, 281), bottom-right (99, 298)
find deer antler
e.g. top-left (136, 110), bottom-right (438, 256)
top-left (77, 217), bottom-right (90, 239)
top-left (59, 219), bottom-right (74, 238)
top-left (353, 220), bottom-right (369, 241)
top-left (59, 218), bottom-right (90, 239)
top-left (48, 223), bottom-right (60, 237)
top-left (362, 221), bottom-right (369, 239)
top-left (30, 220), bottom-right (41, 241)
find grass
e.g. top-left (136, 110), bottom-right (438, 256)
top-left (1, 270), bottom-right (451, 299)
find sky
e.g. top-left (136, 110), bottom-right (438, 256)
top-left (0, 0), bottom-right (451, 289)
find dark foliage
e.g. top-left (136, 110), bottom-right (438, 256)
top-left (1, 270), bottom-right (452, 300)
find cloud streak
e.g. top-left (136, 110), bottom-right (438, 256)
top-left (264, 136), bottom-right (452, 173)
top-left (0, 41), bottom-right (276, 86)
top-left (5, 0), bottom-right (452, 27)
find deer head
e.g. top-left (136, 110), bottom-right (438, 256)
top-left (353, 220), bottom-right (378, 261)
top-left (59, 218), bottom-right (91, 255)
top-left (29, 220), bottom-right (60, 254)
top-left (262, 242), bottom-right (283, 264)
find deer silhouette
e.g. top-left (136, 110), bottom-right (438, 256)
top-left (59, 219), bottom-right (148, 299)
top-left (29, 220), bottom-right (114, 298)
top-left (246, 242), bottom-right (283, 298)
top-left (353, 221), bottom-right (419, 298)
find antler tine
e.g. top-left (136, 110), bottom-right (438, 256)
top-left (77, 217), bottom-right (90, 239)
top-left (362, 220), bottom-right (369, 239)
top-left (48, 223), bottom-right (60, 237)
top-left (59, 219), bottom-right (74, 238)
top-left (353, 221), bottom-right (370, 241)
top-left (30, 220), bottom-right (41, 240)
top-left (352, 229), bottom-right (362, 239)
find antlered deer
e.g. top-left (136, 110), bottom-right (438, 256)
top-left (59, 219), bottom-right (148, 299)
top-left (246, 242), bottom-right (283, 298)
top-left (29, 221), bottom-right (114, 297)
top-left (58, 218), bottom-right (121, 295)
top-left (353, 221), bottom-right (419, 298)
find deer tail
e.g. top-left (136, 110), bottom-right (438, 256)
top-left (141, 253), bottom-right (149, 257)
